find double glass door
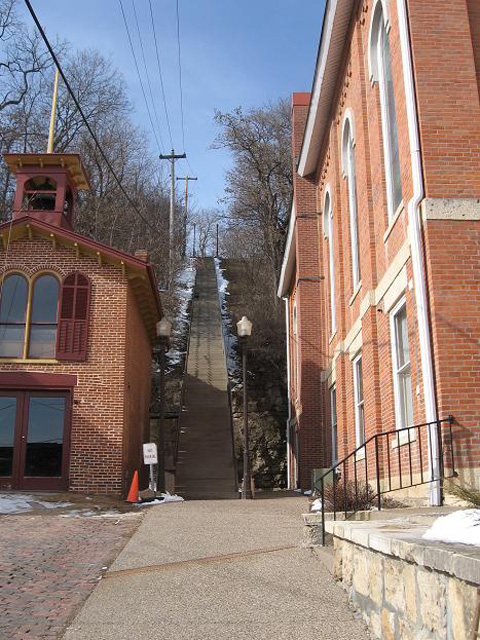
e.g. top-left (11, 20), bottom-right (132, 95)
top-left (0, 391), bottom-right (70, 490)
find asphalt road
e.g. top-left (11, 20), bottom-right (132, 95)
top-left (62, 495), bottom-right (369, 640)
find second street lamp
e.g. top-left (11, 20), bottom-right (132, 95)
top-left (237, 316), bottom-right (253, 499)
top-left (156, 317), bottom-right (173, 494)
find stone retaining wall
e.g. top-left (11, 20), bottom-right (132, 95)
top-left (327, 519), bottom-right (480, 639)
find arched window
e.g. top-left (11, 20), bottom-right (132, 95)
top-left (0, 271), bottom-right (90, 361)
top-left (369, 0), bottom-right (402, 221)
top-left (342, 114), bottom-right (361, 291)
top-left (0, 274), bottom-right (28, 357)
top-left (323, 189), bottom-right (336, 335)
top-left (28, 274), bottom-right (60, 358)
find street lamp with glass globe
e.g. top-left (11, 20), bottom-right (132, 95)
top-left (237, 316), bottom-right (253, 499)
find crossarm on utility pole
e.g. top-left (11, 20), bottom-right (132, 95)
top-left (159, 150), bottom-right (187, 286)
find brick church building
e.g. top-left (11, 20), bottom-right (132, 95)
top-left (0, 152), bottom-right (162, 495)
top-left (279, 0), bottom-right (480, 498)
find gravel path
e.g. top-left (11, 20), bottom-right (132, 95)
top-left (63, 496), bottom-right (369, 640)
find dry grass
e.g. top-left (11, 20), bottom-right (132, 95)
top-left (445, 480), bottom-right (480, 507)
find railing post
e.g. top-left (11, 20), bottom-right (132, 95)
top-left (448, 415), bottom-right (456, 477)
top-left (375, 436), bottom-right (381, 512)
top-left (437, 420), bottom-right (445, 505)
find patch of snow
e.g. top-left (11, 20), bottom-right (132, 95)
top-left (214, 258), bottom-right (239, 377)
top-left (311, 498), bottom-right (323, 512)
top-left (135, 492), bottom-right (184, 507)
top-left (422, 509), bottom-right (480, 546)
top-left (0, 494), bottom-right (33, 514)
top-left (303, 489), bottom-right (313, 496)
top-left (35, 500), bottom-right (72, 510)
top-left (0, 493), bottom-right (71, 514)
top-left (167, 259), bottom-right (196, 372)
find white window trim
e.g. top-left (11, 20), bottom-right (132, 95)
top-left (390, 297), bottom-right (415, 447)
top-left (369, 0), bottom-right (401, 223)
top-left (368, 0), bottom-right (392, 84)
top-left (330, 384), bottom-right (338, 465)
top-left (323, 186), bottom-right (336, 335)
top-left (293, 301), bottom-right (299, 394)
top-left (341, 113), bottom-right (361, 291)
top-left (353, 353), bottom-right (365, 450)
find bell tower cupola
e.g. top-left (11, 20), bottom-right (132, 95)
top-left (3, 152), bottom-right (90, 230)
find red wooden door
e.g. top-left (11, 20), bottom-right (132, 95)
top-left (0, 391), bottom-right (71, 491)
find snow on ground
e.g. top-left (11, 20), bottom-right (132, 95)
top-left (135, 492), bottom-right (184, 507)
top-left (311, 498), bottom-right (323, 512)
top-left (423, 509), bottom-right (480, 546)
top-left (214, 258), bottom-right (239, 379)
top-left (165, 259), bottom-right (196, 369)
top-left (0, 493), bottom-right (71, 515)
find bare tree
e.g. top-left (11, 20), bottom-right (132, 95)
top-left (0, 0), bottom-right (53, 113)
top-left (213, 99), bottom-right (292, 303)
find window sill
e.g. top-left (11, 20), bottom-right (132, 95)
top-left (0, 358), bottom-right (58, 364)
top-left (328, 331), bottom-right (337, 345)
top-left (383, 202), bottom-right (405, 243)
top-left (349, 282), bottom-right (362, 306)
top-left (392, 429), bottom-right (417, 449)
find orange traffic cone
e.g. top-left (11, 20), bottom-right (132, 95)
top-left (126, 470), bottom-right (139, 503)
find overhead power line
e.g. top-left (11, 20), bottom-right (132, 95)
top-left (118, 0), bottom-right (164, 153)
top-left (175, 0), bottom-right (186, 153)
top-left (22, 0), bottom-right (163, 237)
top-left (148, 0), bottom-right (174, 150)
top-left (131, 0), bottom-right (166, 151)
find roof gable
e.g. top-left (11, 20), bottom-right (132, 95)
top-left (0, 216), bottom-right (162, 342)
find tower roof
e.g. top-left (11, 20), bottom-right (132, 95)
top-left (3, 153), bottom-right (90, 190)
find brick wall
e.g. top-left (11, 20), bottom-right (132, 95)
top-left (0, 236), bottom-right (152, 494)
top-left (286, 0), bottom-right (480, 490)
top-left (123, 284), bottom-right (153, 494)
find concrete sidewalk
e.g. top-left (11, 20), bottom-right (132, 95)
top-left (63, 496), bottom-right (369, 640)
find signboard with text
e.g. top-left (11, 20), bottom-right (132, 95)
top-left (143, 443), bottom-right (158, 465)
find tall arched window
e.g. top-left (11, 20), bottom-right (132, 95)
top-left (370, 1), bottom-right (402, 221)
top-left (0, 274), bottom-right (28, 357)
top-left (342, 115), bottom-right (361, 291)
top-left (28, 274), bottom-right (60, 358)
top-left (323, 190), bottom-right (336, 335)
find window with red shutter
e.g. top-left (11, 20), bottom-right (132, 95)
top-left (56, 273), bottom-right (91, 361)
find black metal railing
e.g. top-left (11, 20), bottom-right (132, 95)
top-left (314, 416), bottom-right (456, 545)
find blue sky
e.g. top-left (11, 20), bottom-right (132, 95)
top-left (21, 1), bottom-right (326, 210)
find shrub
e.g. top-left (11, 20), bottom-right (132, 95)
top-left (320, 479), bottom-right (376, 513)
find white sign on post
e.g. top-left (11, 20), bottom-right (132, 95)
top-left (143, 442), bottom-right (158, 465)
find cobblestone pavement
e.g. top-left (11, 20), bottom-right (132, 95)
top-left (0, 513), bottom-right (142, 640)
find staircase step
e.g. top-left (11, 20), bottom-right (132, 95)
top-left (176, 258), bottom-right (237, 500)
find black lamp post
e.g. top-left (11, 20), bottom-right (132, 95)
top-left (156, 317), bottom-right (172, 493)
top-left (237, 315), bottom-right (253, 499)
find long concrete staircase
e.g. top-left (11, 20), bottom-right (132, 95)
top-left (175, 258), bottom-right (237, 499)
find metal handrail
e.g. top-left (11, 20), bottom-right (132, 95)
top-left (315, 415), bottom-right (456, 545)
top-left (174, 262), bottom-right (196, 466)
top-left (214, 257), bottom-right (239, 491)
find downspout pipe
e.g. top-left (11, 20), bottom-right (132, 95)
top-left (284, 297), bottom-right (292, 489)
top-left (397, 0), bottom-right (441, 505)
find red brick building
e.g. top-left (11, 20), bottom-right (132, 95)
top-left (0, 152), bottom-right (162, 495)
top-left (279, 0), bottom-right (480, 499)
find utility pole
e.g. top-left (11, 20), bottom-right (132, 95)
top-left (160, 149), bottom-right (186, 285)
top-left (176, 175), bottom-right (197, 258)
